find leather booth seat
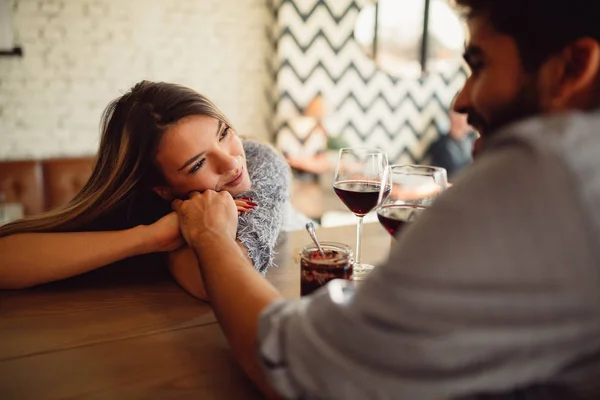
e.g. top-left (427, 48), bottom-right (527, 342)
top-left (43, 158), bottom-right (95, 211)
top-left (0, 161), bottom-right (45, 215)
top-left (0, 157), bottom-right (96, 215)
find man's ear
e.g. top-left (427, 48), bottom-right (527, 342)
top-left (545, 37), bottom-right (600, 110)
top-left (152, 186), bottom-right (174, 201)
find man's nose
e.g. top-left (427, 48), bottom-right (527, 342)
top-left (452, 81), bottom-right (471, 115)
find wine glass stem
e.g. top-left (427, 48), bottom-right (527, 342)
top-left (355, 215), bottom-right (364, 265)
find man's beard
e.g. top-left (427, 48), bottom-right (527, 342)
top-left (467, 79), bottom-right (541, 138)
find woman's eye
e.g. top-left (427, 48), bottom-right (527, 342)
top-left (219, 127), bottom-right (231, 141)
top-left (189, 159), bottom-right (205, 174)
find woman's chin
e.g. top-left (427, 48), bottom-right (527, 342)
top-left (229, 178), bottom-right (252, 197)
top-left (236, 182), bottom-right (253, 196)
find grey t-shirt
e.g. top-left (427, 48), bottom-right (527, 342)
top-left (257, 111), bottom-right (600, 399)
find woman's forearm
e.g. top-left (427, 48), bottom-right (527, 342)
top-left (0, 226), bottom-right (153, 289)
top-left (168, 245), bottom-right (208, 300)
top-left (168, 241), bottom-right (251, 301)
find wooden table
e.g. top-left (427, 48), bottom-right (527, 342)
top-left (290, 173), bottom-right (347, 222)
top-left (0, 223), bottom-right (390, 399)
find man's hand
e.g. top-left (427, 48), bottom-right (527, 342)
top-left (171, 190), bottom-right (239, 248)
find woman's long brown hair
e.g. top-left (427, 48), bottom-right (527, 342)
top-left (0, 81), bottom-right (232, 237)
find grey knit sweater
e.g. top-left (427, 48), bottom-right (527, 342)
top-left (235, 140), bottom-right (290, 274)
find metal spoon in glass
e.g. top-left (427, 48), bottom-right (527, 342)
top-left (305, 222), bottom-right (326, 258)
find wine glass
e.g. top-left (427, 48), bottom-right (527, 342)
top-left (377, 164), bottom-right (447, 236)
top-left (333, 148), bottom-right (388, 281)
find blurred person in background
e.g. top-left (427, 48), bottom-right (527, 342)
top-left (427, 109), bottom-right (477, 180)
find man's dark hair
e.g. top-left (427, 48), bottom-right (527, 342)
top-left (455, 0), bottom-right (600, 72)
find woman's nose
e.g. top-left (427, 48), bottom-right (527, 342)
top-left (214, 150), bottom-right (239, 174)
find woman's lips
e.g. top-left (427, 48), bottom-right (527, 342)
top-left (225, 169), bottom-right (244, 187)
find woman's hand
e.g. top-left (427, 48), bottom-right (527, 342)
top-left (143, 197), bottom-right (254, 254)
top-left (144, 212), bottom-right (185, 253)
top-left (235, 197), bottom-right (257, 214)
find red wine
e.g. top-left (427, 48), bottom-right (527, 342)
top-left (377, 204), bottom-right (425, 236)
top-left (301, 249), bottom-right (353, 296)
top-left (333, 180), bottom-right (389, 216)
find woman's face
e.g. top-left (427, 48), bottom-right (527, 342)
top-left (153, 114), bottom-right (251, 200)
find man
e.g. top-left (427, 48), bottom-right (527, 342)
top-left (172, 1), bottom-right (600, 398)
top-left (427, 110), bottom-right (477, 180)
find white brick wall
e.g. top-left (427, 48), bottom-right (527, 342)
top-left (0, 0), bottom-right (274, 160)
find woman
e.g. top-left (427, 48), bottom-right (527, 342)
top-left (0, 80), bottom-right (291, 299)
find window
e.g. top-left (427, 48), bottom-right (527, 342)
top-left (354, 0), bottom-right (466, 78)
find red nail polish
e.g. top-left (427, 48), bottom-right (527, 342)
top-left (248, 202), bottom-right (258, 207)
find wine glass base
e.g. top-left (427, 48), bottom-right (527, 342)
top-left (352, 263), bottom-right (375, 282)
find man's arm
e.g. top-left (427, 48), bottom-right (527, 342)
top-left (171, 191), bottom-right (282, 398)
top-left (168, 198), bottom-right (256, 300)
top-left (192, 236), bottom-right (283, 398)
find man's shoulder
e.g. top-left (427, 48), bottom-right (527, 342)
top-left (482, 111), bottom-right (600, 222)
top-left (489, 111), bottom-right (600, 167)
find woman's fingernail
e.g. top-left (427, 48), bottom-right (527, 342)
top-left (248, 202), bottom-right (258, 207)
